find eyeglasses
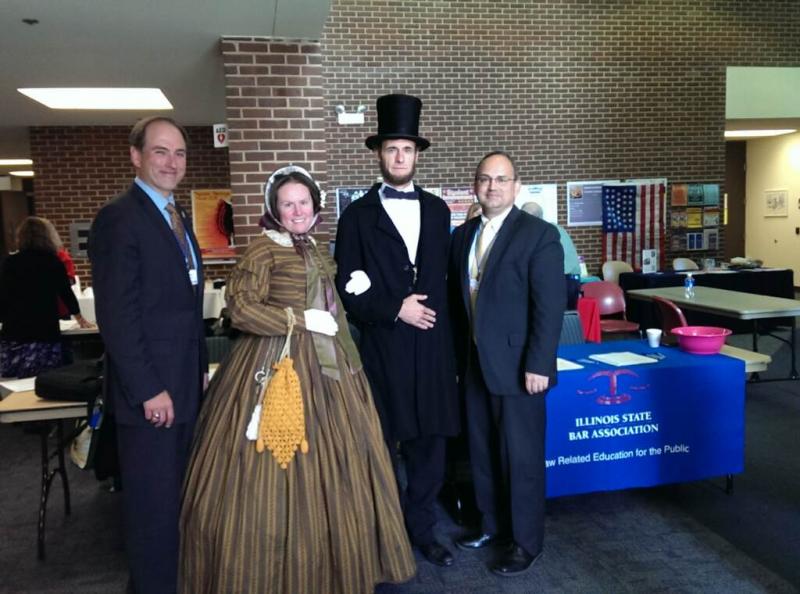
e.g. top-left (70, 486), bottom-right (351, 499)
top-left (475, 175), bottom-right (515, 186)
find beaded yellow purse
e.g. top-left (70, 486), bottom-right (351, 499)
top-left (255, 308), bottom-right (309, 469)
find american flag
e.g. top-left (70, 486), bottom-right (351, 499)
top-left (602, 181), bottom-right (665, 269)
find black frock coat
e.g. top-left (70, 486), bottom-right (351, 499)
top-left (335, 184), bottom-right (459, 442)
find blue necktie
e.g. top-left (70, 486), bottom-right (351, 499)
top-left (383, 186), bottom-right (419, 200)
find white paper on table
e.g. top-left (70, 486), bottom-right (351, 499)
top-left (557, 358), bottom-right (584, 371)
top-left (588, 352), bottom-right (659, 367)
top-left (59, 320), bottom-right (79, 331)
top-left (0, 377), bottom-right (36, 393)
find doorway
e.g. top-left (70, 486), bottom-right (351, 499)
top-left (724, 141), bottom-right (746, 261)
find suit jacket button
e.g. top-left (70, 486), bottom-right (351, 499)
top-left (403, 265), bottom-right (410, 271)
top-left (407, 286), bottom-right (413, 292)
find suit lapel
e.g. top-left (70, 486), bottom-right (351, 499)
top-left (177, 203), bottom-right (203, 274)
top-left (362, 186), bottom-right (406, 246)
top-left (132, 184), bottom-right (195, 292)
top-left (479, 207), bottom-right (521, 290)
top-left (415, 185), bottom-right (434, 273)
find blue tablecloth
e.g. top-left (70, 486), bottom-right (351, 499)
top-left (546, 340), bottom-right (744, 497)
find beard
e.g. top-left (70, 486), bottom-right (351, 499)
top-left (379, 159), bottom-right (416, 187)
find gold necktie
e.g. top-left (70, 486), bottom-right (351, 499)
top-left (165, 203), bottom-right (195, 270)
top-left (469, 222), bottom-right (488, 321)
top-left (470, 221), bottom-right (489, 282)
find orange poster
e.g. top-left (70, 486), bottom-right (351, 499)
top-left (191, 189), bottom-right (236, 260)
top-left (671, 184), bottom-right (688, 206)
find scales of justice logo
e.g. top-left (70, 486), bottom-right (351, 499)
top-left (576, 369), bottom-right (649, 405)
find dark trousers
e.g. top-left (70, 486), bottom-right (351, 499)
top-left (117, 422), bottom-right (193, 594)
top-left (464, 344), bottom-right (546, 556)
top-left (388, 434), bottom-right (446, 546)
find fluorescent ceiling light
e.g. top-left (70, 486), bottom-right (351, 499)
top-left (725, 129), bottom-right (796, 138)
top-left (17, 88), bottom-right (172, 110)
top-left (0, 159), bottom-right (33, 166)
top-left (9, 170), bottom-right (34, 177)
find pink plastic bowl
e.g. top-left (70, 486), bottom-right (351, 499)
top-left (671, 326), bottom-right (732, 355)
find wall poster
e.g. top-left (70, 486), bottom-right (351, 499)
top-left (704, 228), bottom-right (719, 251)
top-left (703, 208), bottom-right (720, 227)
top-left (686, 232), bottom-right (705, 251)
top-left (567, 180), bottom-right (619, 226)
top-left (441, 187), bottom-right (475, 227)
top-left (686, 208), bottom-right (703, 228)
top-left (671, 184), bottom-right (688, 206)
top-left (516, 184), bottom-right (558, 224)
top-left (336, 187), bottom-right (369, 218)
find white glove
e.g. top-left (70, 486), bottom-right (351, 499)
top-left (345, 270), bottom-right (371, 296)
top-left (304, 309), bottom-right (338, 336)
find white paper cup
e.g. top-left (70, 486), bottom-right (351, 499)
top-left (646, 328), bottom-right (662, 348)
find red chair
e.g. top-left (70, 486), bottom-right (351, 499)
top-left (651, 296), bottom-right (687, 344)
top-left (581, 281), bottom-right (640, 335)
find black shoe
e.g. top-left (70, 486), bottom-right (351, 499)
top-left (491, 544), bottom-right (541, 577)
top-left (456, 532), bottom-right (507, 551)
top-left (418, 541), bottom-right (455, 567)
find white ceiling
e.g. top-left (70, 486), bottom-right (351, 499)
top-left (0, 0), bottom-right (329, 169)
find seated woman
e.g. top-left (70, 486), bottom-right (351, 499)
top-left (0, 216), bottom-right (92, 377)
top-left (180, 166), bottom-right (415, 594)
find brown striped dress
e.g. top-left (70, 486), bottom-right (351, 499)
top-left (179, 233), bottom-right (416, 593)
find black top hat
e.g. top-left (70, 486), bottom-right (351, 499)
top-left (365, 94), bottom-right (430, 151)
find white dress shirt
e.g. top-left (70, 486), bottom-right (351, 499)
top-left (380, 183), bottom-right (421, 264)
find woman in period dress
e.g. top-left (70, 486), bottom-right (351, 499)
top-left (180, 166), bottom-right (415, 594)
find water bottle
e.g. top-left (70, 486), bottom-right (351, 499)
top-left (684, 272), bottom-right (695, 298)
top-left (89, 395), bottom-right (104, 430)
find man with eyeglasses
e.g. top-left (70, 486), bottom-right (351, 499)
top-left (448, 151), bottom-right (565, 576)
top-left (335, 94), bottom-right (459, 568)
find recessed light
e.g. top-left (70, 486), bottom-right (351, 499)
top-left (9, 170), bottom-right (34, 177)
top-left (17, 88), bottom-right (173, 110)
top-left (0, 159), bottom-right (33, 166)
top-left (724, 129), bottom-right (796, 138)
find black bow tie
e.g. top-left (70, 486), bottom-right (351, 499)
top-left (383, 186), bottom-right (419, 200)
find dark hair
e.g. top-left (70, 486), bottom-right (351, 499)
top-left (474, 150), bottom-right (518, 180)
top-left (129, 116), bottom-right (189, 151)
top-left (267, 171), bottom-right (322, 218)
top-left (16, 216), bottom-right (59, 253)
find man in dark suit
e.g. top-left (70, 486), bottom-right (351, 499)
top-left (89, 116), bottom-right (208, 594)
top-left (335, 94), bottom-right (459, 567)
top-left (449, 151), bottom-right (565, 576)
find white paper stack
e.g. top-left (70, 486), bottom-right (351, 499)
top-left (588, 352), bottom-right (659, 367)
top-left (557, 358), bottom-right (584, 371)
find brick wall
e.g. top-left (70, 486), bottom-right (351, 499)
top-left (220, 38), bottom-right (329, 248)
top-left (29, 126), bottom-right (232, 284)
top-left (319, 0), bottom-right (800, 275)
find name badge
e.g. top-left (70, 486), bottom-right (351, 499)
top-left (189, 269), bottom-right (199, 285)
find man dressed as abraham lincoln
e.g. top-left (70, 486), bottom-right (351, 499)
top-left (335, 93), bottom-right (459, 568)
